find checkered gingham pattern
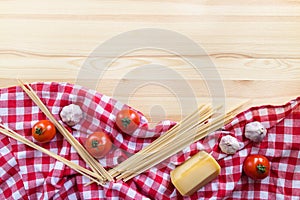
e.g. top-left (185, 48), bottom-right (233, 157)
top-left (0, 82), bottom-right (299, 200)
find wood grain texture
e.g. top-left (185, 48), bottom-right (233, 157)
top-left (1, 0), bottom-right (300, 125)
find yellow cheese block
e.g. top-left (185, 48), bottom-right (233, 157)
top-left (170, 151), bottom-right (221, 196)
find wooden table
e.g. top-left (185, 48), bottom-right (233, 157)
top-left (1, 1), bottom-right (300, 126)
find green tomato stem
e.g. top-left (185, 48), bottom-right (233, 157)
top-left (91, 140), bottom-right (99, 148)
top-left (121, 117), bottom-right (131, 128)
top-left (257, 164), bottom-right (266, 174)
top-left (35, 127), bottom-right (44, 135)
top-left (91, 140), bottom-right (105, 148)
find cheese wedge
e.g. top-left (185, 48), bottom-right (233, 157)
top-left (170, 151), bottom-right (221, 196)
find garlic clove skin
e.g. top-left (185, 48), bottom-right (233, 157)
top-left (244, 121), bottom-right (267, 142)
top-left (60, 104), bottom-right (83, 127)
top-left (219, 135), bottom-right (240, 154)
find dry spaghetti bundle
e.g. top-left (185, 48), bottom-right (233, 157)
top-left (0, 124), bottom-right (103, 184)
top-left (109, 103), bottom-right (245, 182)
top-left (17, 80), bottom-right (113, 184)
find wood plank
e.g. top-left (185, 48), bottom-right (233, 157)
top-left (1, 0), bottom-right (300, 16)
top-left (1, 54), bottom-right (300, 80)
top-left (1, 20), bottom-right (300, 57)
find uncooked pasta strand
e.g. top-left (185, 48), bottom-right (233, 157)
top-left (0, 125), bottom-right (104, 185)
top-left (17, 80), bottom-right (113, 182)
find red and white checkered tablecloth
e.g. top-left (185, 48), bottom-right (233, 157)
top-left (0, 82), bottom-right (299, 200)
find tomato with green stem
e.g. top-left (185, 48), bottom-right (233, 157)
top-left (243, 154), bottom-right (270, 180)
top-left (32, 120), bottom-right (56, 143)
top-left (84, 132), bottom-right (112, 159)
top-left (116, 109), bottom-right (140, 134)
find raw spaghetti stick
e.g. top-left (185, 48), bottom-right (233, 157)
top-left (117, 112), bottom-right (227, 181)
top-left (0, 125), bottom-right (104, 185)
top-left (121, 114), bottom-right (233, 182)
top-left (110, 105), bottom-right (215, 177)
top-left (23, 80), bottom-right (113, 182)
top-left (115, 103), bottom-right (245, 181)
top-left (17, 80), bottom-right (113, 182)
top-left (113, 106), bottom-right (216, 180)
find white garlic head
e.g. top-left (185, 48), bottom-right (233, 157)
top-left (244, 121), bottom-right (267, 142)
top-left (219, 135), bottom-right (240, 154)
top-left (60, 104), bottom-right (83, 126)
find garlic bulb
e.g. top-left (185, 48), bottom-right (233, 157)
top-left (244, 121), bottom-right (267, 142)
top-left (219, 135), bottom-right (240, 154)
top-left (60, 104), bottom-right (83, 126)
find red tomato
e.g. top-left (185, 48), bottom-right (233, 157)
top-left (116, 109), bottom-right (140, 134)
top-left (32, 120), bottom-right (56, 143)
top-left (243, 154), bottom-right (270, 180)
top-left (84, 132), bottom-right (112, 159)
